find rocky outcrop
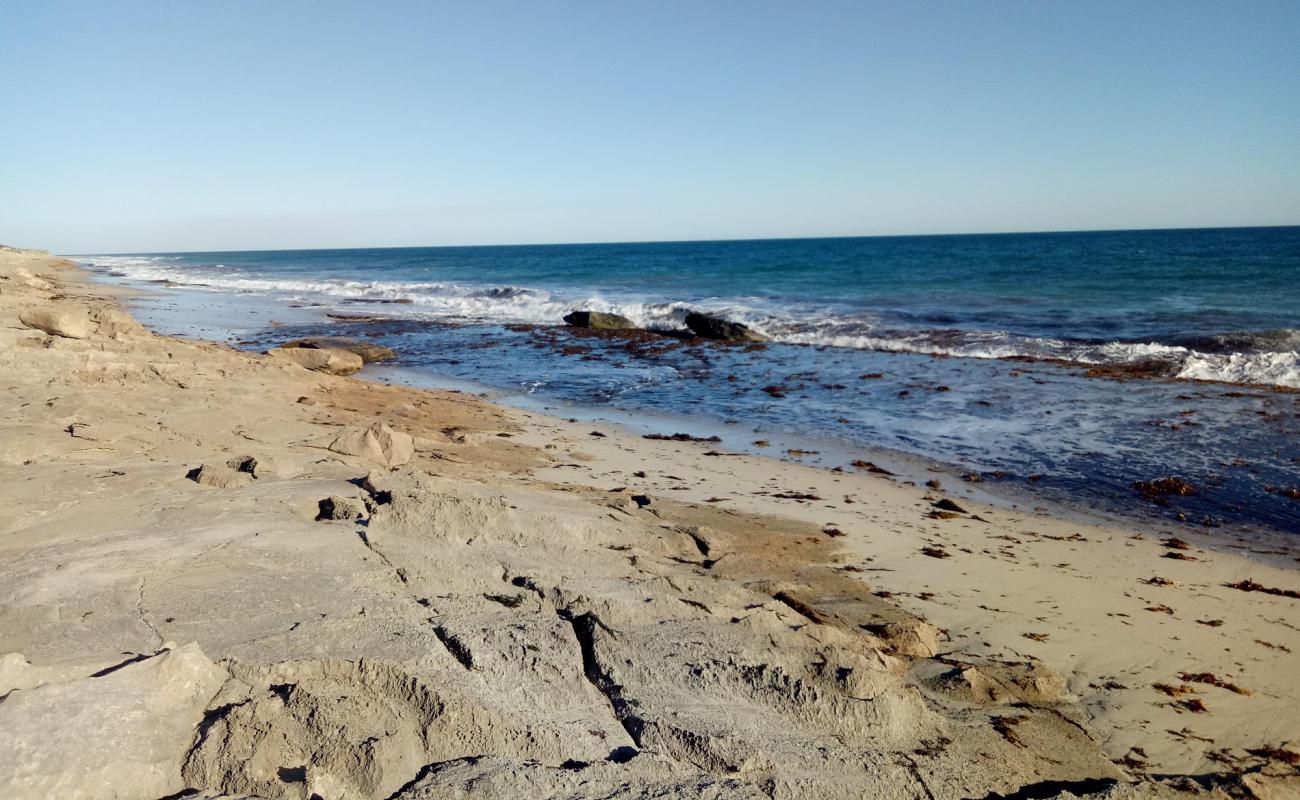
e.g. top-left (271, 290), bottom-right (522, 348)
top-left (267, 347), bottom-right (364, 375)
top-left (280, 337), bottom-right (397, 364)
top-left (684, 312), bottom-right (769, 342)
top-left (0, 644), bottom-right (227, 800)
top-left (5, 266), bottom-right (54, 291)
top-left (188, 461), bottom-right (256, 489)
top-left (325, 422), bottom-right (414, 467)
top-left (18, 306), bottom-right (94, 339)
top-left (91, 306), bottom-right (145, 338)
top-left (563, 311), bottom-right (638, 330)
top-left (316, 496), bottom-right (367, 521)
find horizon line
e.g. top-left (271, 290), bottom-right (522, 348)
top-left (60, 221), bottom-right (1300, 257)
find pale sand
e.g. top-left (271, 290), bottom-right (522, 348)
top-left (0, 245), bottom-right (1296, 799)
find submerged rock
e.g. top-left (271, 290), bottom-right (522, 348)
top-left (684, 312), bottom-right (769, 342)
top-left (563, 310), bottom-right (638, 330)
top-left (18, 306), bottom-right (94, 339)
top-left (281, 337), bottom-right (397, 363)
top-left (268, 346), bottom-right (364, 375)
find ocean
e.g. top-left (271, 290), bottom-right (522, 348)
top-left (80, 226), bottom-right (1300, 534)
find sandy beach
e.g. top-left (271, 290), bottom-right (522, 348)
top-left (1, 244), bottom-right (1297, 799)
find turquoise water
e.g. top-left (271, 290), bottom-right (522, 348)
top-left (81, 227), bottom-right (1300, 533)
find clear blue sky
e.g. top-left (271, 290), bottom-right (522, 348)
top-left (2, 0), bottom-right (1298, 253)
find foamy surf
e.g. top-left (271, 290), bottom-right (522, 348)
top-left (80, 252), bottom-right (1300, 388)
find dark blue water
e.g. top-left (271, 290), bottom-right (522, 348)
top-left (80, 227), bottom-right (1300, 534)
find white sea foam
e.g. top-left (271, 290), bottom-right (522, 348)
top-left (1176, 351), bottom-right (1300, 388)
top-left (80, 255), bottom-right (1300, 388)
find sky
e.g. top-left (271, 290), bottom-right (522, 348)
top-left (2, 1), bottom-right (1298, 254)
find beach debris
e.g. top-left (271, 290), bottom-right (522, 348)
top-left (1162, 537), bottom-right (1192, 550)
top-left (990, 715), bottom-right (1029, 747)
top-left (1178, 672), bottom-right (1252, 695)
top-left (1154, 682), bottom-right (1196, 697)
top-left (326, 422), bottom-right (415, 467)
top-left (927, 510), bottom-right (963, 520)
top-left (850, 459), bottom-right (895, 475)
top-left (562, 310), bottom-right (638, 330)
top-left (1131, 476), bottom-right (1196, 503)
top-left (1223, 579), bottom-right (1300, 599)
top-left (186, 462), bottom-right (254, 489)
top-left (316, 496), bottom-right (367, 521)
top-left (1143, 576), bottom-right (1179, 587)
top-left (932, 498), bottom-right (967, 514)
top-left (925, 479), bottom-right (941, 489)
top-left (1196, 618), bottom-right (1225, 627)
top-left (642, 432), bottom-right (721, 443)
top-left (684, 311), bottom-right (770, 342)
top-left (268, 345), bottom-right (364, 375)
top-left (762, 384), bottom-right (787, 397)
top-left (1022, 632), bottom-right (1049, 642)
top-left (773, 491), bottom-right (821, 501)
top-left (921, 545), bottom-right (951, 558)
top-left (18, 306), bottom-right (94, 338)
top-left (281, 337), bottom-right (397, 363)
top-left (1145, 605), bottom-right (1175, 615)
top-left (1175, 698), bottom-right (1209, 713)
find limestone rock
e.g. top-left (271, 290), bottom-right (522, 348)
top-left (0, 644), bottom-right (227, 800)
top-left (18, 306), bottom-right (94, 339)
top-left (327, 422), bottom-right (414, 467)
top-left (189, 462), bottom-right (255, 489)
top-left (91, 306), bottom-right (145, 338)
top-left (684, 312), bottom-right (769, 342)
top-left (268, 346), bottom-right (364, 375)
top-left (563, 310), bottom-right (638, 330)
top-left (280, 337), bottom-right (397, 363)
top-left (863, 618), bottom-right (943, 658)
top-left (317, 496), bottom-right (367, 521)
top-left (8, 267), bottom-right (54, 291)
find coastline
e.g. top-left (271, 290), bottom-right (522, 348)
top-left (1, 246), bottom-right (1297, 798)
top-left (83, 247), bottom-right (1300, 539)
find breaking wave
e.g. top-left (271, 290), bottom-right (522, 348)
top-left (82, 254), bottom-right (1300, 388)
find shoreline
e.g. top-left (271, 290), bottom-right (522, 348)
top-left (1, 246), bottom-right (1297, 798)
top-left (94, 262), bottom-right (1300, 544)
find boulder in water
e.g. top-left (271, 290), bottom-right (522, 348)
top-left (563, 310), bottom-right (638, 330)
top-left (268, 346), bottom-right (364, 375)
top-left (18, 306), bottom-right (94, 339)
top-left (281, 337), bottom-right (397, 363)
top-left (684, 312), bottom-right (769, 342)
